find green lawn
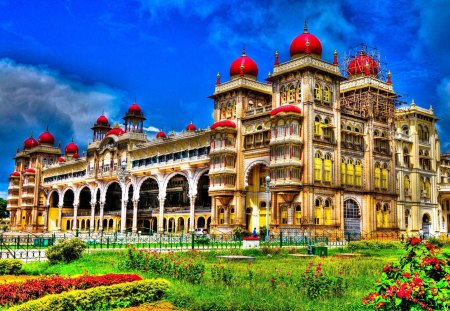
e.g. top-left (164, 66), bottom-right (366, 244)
top-left (18, 245), bottom-right (419, 311)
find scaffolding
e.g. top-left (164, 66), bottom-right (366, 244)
top-left (340, 44), bottom-right (400, 122)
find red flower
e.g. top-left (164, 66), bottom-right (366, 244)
top-left (410, 237), bottom-right (421, 245)
top-left (402, 272), bottom-right (411, 278)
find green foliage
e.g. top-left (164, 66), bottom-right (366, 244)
top-left (0, 198), bottom-right (7, 218)
top-left (347, 240), bottom-right (402, 251)
top-left (232, 227), bottom-right (250, 240)
top-left (211, 265), bottom-right (233, 286)
top-left (241, 248), bottom-right (263, 257)
top-left (299, 262), bottom-right (345, 299)
top-left (46, 238), bottom-right (87, 265)
top-left (426, 236), bottom-right (445, 247)
top-left (7, 278), bottom-right (170, 311)
top-left (259, 226), bottom-right (267, 238)
top-left (261, 246), bottom-right (281, 255)
top-left (362, 237), bottom-right (450, 310)
top-left (0, 258), bottom-right (22, 275)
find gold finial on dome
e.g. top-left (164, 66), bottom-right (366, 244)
top-left (303, 20), bottom-right (308, 33)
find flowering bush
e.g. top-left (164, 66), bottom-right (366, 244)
top-left (362, 237), bottom-right (450, 310)
top-left (211, 265), bottom-right (233, 286)
top-left (46, 238), bottom-right (87, 264)
top-left (0, 273), bottom-right (141, 307)
top-left (299, 262), bottom-right (344, 299)
top-left (121, 246), bottom-right (205, 284)
top-left (0, 259), bottom-right (22, 275)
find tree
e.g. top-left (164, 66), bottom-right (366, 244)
top-left (0, 198), bottom-right (8, 218)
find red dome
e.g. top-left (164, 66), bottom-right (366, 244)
top-left (57, 157), bottom-right (65, 163)
top-left (128, 102), bottom-right (141, 113)
top-left (65, 142), bottom-right (78, 154)
top-left (9, 171), bottom-right (20, 177)
top-left (24, 168), bottom-right (35, 174)
top-left (211, 120), bottom-right (236, 130)
top-left (290, 24), bottom-right (322, 58)
top-left (38, 130), bottom-right (55, 146)
top-left (156, 130), bottom-right (166, 139)
top-left (23, 136), bottom-right (39, 149)
top-left (270, 105), bottom-right (302, 116)
top-left (96, 114), bottom-right (108, 125)
top-left (229, 52), bottom-right (258, 78)
top-left (347, 52), bottom-right (379, 76)
top-left (106, 127), bottom-right (125, 137)
top-left (186, 121), bottom-right (196, 132)
top-left (72, 153), bottom-right (79, 159)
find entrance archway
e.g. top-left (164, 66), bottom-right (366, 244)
top-left (344, 199), bottom-right (361, 239)
top-left (422, 213), bottom-right (431, 238)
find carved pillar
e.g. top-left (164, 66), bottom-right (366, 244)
top-left (57, 204), bottom-right (63, 231)
top-left (211, 197), bottom-right (217, 226)
top-left (43, 205), bottom-right (49, 231)
top-left (15, 209), bottom-right (21, 225)
top-left (72, 203), bottom-right (79, 231)
top-left (132, 200), bottom-right (139, 233)
top-left (99, 202), bottom-right (105, 231)
top-left (90, 202), bottom-right (96, 231)
top-left (158, 198), bottom-right (165, 232)
top-left (189, 195), bottom-right (196, 231)
top-left (120, 199), bottom-right (128, 234)
top-left (224, 207), bottom-right (229, 225)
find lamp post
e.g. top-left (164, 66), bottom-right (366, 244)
top-left (265, 175), bottom-right (271, 241)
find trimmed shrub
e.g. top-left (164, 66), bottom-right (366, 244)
top-left (46, 238), bottom-right (87, 264)
top-left (0, 273), bottom-right (142, 307)
top-left (0, 259), bottom-right (22, 275)
top-left (8, 278), bottom-right (170, 311)
top-left (346, 240), bottom-right (401, 251)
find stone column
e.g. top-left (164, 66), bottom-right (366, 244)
top-left (57, 204), bottom-right (63, 231)
top-left (211, 197), bottom-right (217, 226)
top-left (132, 200), bottom-right (139, 233)
top-left (43, 205), bottom-right (49, 232)
top-left (15, 209), bottom-right (22, 225)
top-left (90, 202), bottom-right (96, 231)
top-left (224, 207), bottom-right (229, 225)
top-left (99, 202), bottom-right (105, 231)
top-left (189, 195), bottom-right (196, 232)
top-left (120, 199), bottom-right (128, 234)
top-left (72, 203), bottom-right (79, 231)
top-left (158, 197), bottom-right (165, 232)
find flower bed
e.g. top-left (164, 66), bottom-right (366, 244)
top-left (0, 273), bottom-right (142, 307)
top-left (8, 278), bottom-right (170, 311)
top-left (121, 247), bottom-right (205, 284)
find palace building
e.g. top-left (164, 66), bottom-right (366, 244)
top-left (6, 23), bottom-right (449, 237)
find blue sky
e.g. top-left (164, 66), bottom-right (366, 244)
top-left (0, 0), bottom-right (449, 197)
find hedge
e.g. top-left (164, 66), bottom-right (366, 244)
top-left (8, 278), bottom-right (170, 311)
top-left (0, 259), bottom-right (22, 275)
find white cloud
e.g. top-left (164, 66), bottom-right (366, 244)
top-left (143, 126), bottom-right (159, 132)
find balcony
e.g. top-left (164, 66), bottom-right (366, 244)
top-left (209, 166), bottom-right (236, 175)
top-left (270, 135), bottom-right (302, 145)
top-left (270, 158), bottom-right (302, 167)
top-left (209, 145), bottom-right (236, 155)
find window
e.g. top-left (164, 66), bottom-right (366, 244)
top-left (425, 178), bottom-right (431, 199)
top-left (294, 205), bottom-right (302, 225)
top-left (355, 160), bottom-right (362, 186)
top-left (280, 87), bottom-right (286, 104)
top-left (347, 159), bottom-right (354, 186)
top-left (323, 85), bottom-right (331, 103)
top-left (297, 83), bottom-right (302, 102)
top-left (289, 84), bottom-right (295, 101)
top-left (324, 199), bottom-right (331, 225)
top-left (374, 163), bottom-right (381, 189)
top-left (314, 116), bottom-right (322, 136)
top-left (403, 147), bottom-right (410, 167)
top-left (402, 125), bottom-right (409, 136)
top-left (314, 152), bottom-right (322, 181)
top-left (376, 203), bottom-right (382, 228)
top-left (404, 175), bottom-right (410, 195)
top-left (381, 164), bottom-right (388, 189)
top-left (219, 208), bottom-right (225, 224)
top-left (341, 158), bottom-right (346, 185)
top-left (315, 198), bottom-right (322, 224)
top-left (324, 154), bottom-right (332, 182)
top-left (230, 208), bottom-right (235, 224)
top-left (314, 83), bottom-right (322, 101)
top-left (281, 206), bottom-right (288, 224)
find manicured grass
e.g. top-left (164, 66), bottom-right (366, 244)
top-left (18, 245), bottom-right (450, 311)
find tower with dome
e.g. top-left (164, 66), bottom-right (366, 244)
top-left (5, 23), bottom-right (446, 238)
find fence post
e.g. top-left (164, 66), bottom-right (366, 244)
top-left (280, 231), bottom-right (283, 248)
top-left (191, 233), bottom-right (195, 250)
top-left (106, 237), bottom-right (110, 249)
top-left (346, 232), bottom-right (351, 243)
top-left (401, 234), bottom-right (404, 243)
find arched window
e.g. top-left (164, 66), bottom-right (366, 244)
top-left (341, 158), bottom-right (346, 185)
top-left (314, 116), bottom-right (322, 136)
top-left (402, 125), bottom-right (409, 136)
top-left (381, 163), bottom-right (388, 189)
top-left (219, 208), bottom-right (225, 224)
top-left (418, 125), bottom-right (423, 141)
top-left (314, 151), bottom-right (322, 181)
top-left (297, 83), bottom-right (302, 102)
top-left (403, 147), bottom-right (410, 167)
top-left (376, 203), bottom-right (382, 228)
top-left (280, 86), bottom-right (287, 104)
top-left (383, 204), bottom-right (390, 227)
top-left (324, 154), bottom-right (332, 182)
top-left (323, 85), bottom-right (331, 103)
top-left (404, 175), bottom-right (410, 196)
top-left (347, 159), bottom-right (354, 186)
top-left (315, 198), bottom-right (322, 225)
top-left (281, 206), bottom-right (288, 224)
top-left (323, 118), bottom-right (332, 140)
top-left (324, 199), bottom-right (331, 225)
top-left (294, 205), bottom-right (302, 225)
top-left (230, 208), bottom-right (235, 224)
top-left (289, 84), bottom-right (295, 101)
top-left (425, 178), bottom-right (431, 199)
top-left (355, 160), bottom-right (362, 186)
top-left (423, 126), bottom-right (429, 142)
top-left (314, 83), bottom-right (322, 101)
top-left (420, 178), bottom-right (425, 197)
top-left (374, 162), bottom-right (381, 189)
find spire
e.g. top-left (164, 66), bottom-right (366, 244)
top-left (303, 20), bottom-right (308, 33)
top-left (411, 99), bottom-right (416, 107)
top-left (46, 125), bottom-right (49, 132)
top-left (274, 50), bottom-right (279, 66)
top-left (333, 50), bottom-right (338, 66)
top-left (387, 71), bottom-right (392, 84)
top-left (267, 72), bottom-right (272, 85)
top-left (216, 72), bottom-right (221, 85)
top-left (242, 44), bottom-right (246, 56)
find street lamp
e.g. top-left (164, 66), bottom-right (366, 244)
top-left (265, 175), bottom-right (271, 241)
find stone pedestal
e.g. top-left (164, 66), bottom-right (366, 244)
top-left (243, 237), bottom-right (260, 249)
